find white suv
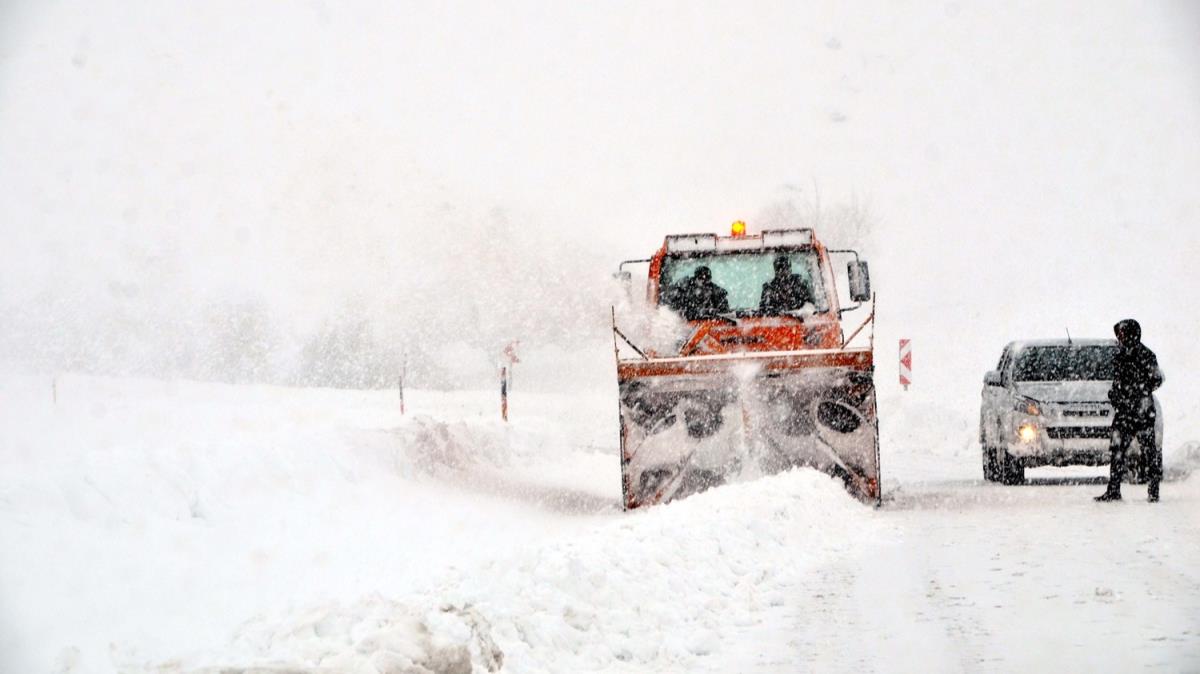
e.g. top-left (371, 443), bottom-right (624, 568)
top-left (979, 339), bottom-right (1162, 484)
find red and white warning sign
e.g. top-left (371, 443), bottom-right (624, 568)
top-left (899, 339), bottom-right (912, 390)
top-left (503, 341), bottom-right (520, 364)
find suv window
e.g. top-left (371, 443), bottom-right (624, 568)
top-left (997, 345), bottom-right (1012, 371)
top-left (1012, 345), bottom-right (1118, 382)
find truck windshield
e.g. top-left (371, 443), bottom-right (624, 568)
top-left (660, 250), bottom-right (829, 314)
top-left (1012, 345), bottom-right (1118, 382)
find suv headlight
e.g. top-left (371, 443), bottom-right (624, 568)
top-left (1012, 396), bottom-right (1041, 416)
top-left (1018, 423), bottom-right (1038, 443)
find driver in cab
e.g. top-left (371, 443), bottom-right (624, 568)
top-left (759, 255), bottom-right (813, 314)
top-left (666, 265), bottom-right (730, 320)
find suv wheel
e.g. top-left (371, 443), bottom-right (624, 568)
top-left (1000, 449), bottom-right (1025, 485)
top-left (982, 445), bottom-right (1000, 482)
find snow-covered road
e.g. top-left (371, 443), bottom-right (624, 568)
top-left (1, 374), bottom-right (1197, 673)
top-left (787, 477), bottom-right (1200, 672)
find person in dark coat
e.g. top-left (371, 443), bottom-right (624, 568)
top-left (1096, 318), bottom-right (1164, 502)
top-left (759, 255), bottom-right (813, 314)
top-left (666, 265), bottom-right (730, 320)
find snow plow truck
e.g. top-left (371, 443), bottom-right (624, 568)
top-left (612, 223), bottom-right (880, 509)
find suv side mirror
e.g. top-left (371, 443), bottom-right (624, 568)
top-left (984, 371), bottom-right (1003, 387)
top-left (848, 261), bottom-right (871, 302)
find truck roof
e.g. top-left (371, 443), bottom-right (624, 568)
top-left (664, 228), bottom-right (816, 254)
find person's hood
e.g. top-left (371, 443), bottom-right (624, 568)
top-left (1114, 318), bottom-right (1141, 347)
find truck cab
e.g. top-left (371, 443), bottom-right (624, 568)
top-left (636, 227), bottom-right (871, 357)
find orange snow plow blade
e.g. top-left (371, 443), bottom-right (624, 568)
top-left (617, 348), bottom-right (880, 508)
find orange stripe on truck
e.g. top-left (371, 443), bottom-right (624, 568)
top-left (617, 348), bottom-right (873, 381)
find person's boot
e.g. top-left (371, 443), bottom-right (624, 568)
top-left (1095, 472), bottom-right (1123, 501)
top-left (1097, 451), bottom-right (1124, 502)
top-left (1148, 481), bottom-right (1160, 503)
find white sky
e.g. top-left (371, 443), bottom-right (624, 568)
top-left (1, 0), bottom-right (1198, 396)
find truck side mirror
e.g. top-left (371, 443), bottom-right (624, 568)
top-left (984, 371), bottom-right (1003, 387)
top-left (848, 261), bottom-right (871, 302)
top-left (613, 270), bottom-right (633, 299)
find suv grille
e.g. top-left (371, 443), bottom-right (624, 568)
top-left (1062, 409), bottom-right (1110, 417)
top-left (1046, 426), bottom-right (1111, 440)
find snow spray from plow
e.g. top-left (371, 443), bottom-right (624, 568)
top-left (617, 348), bottom-right (880, 508)
top-left (612, 224), bottom-right (881, 509)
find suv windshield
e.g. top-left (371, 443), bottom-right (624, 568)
top-left (1012, 345), bottom-right (1118, 382)
top-left (660, 250), bottom-right (829, 314)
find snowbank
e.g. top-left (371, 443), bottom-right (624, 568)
top-left (168, 470), bottom-right (869, 674)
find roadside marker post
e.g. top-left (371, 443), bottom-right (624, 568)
top-left (500, 341), bottom-right (519, 422)
top-left (899, 339), bottom-right (912, 391)
top-left (398, 356), bottom-right (406, 415)
top-left (503, 341), bottom-right (520, 389)
top-left (500, 366), bottom-right (509, 422)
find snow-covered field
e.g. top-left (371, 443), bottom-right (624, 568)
top-left (2, 372), bottom-right (1197, 673)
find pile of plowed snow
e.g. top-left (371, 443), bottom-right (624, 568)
top-left (162, 470), bottom-right (870, 674)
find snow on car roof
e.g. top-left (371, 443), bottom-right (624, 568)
top-left (1005, 338), bottom-right (1117, 351)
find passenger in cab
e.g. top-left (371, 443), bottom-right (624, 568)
top-left (759, 255), bottom-right (813, 314)
top-left (667, 265), bottom-right (730, 320)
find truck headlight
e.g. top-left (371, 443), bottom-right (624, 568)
top-left (1018, 423), bottom-right (1038, 443)
top-left (1012, 397), bottom-right (1041, 416)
